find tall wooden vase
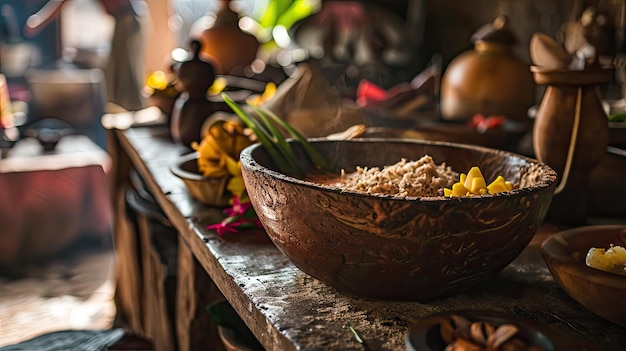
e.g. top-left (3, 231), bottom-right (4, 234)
top-left (532, 67), bottom-right (611, 224)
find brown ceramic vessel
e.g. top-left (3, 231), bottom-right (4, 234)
top-left (541, 225), bottom-right (626, 327)
top-left (240, 139), bottom-right (557, 300)
top-left (531, 66), bottom-right (611, 225)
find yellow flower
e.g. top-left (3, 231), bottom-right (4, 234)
top-left (246, 82), bottom-right (277, 106)
top-left (145, 70), bottom-right (169, 90)
top-left (193, 136), bottom-right (229, 177)
top-left (205, 119), bottom-right (254, 160)
top-left (193, 118), bottom-right (254, 199)
top-left (225, 157), bottom-right (248, 201)
top-left (227, 175), bottom-right (248, 203)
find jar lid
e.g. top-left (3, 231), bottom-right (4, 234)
top-left (470, 16), bottom-right (516, 46)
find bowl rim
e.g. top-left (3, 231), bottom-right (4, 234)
top-left (540, 225), bottom-right (626, 288)
top-left (240, 138), bottom-right (558, 202)
top-left (170, 152), bottom-right (227, 182)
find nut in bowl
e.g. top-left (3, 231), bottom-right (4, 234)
top-left (405, 310), bottom-right (561, 351)
top-left (240, 139), bottom-right (557, 300)
top-left (540, 225), bottom-right (626, 327)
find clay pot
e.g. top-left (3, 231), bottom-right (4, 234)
top-left (240, 139), bottom-right (557, 300)
top-left (440, 16), bottom-right (535, 124)
top-left (194, 0), bottom-right (259, 75)
top-left (532, 66), bottom-right (611, 224)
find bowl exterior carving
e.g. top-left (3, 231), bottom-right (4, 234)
top-left (241, 139), bottom-right (557, 300)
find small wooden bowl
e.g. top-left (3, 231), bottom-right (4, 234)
top-left (170, 152), bottom-right (231, 207)
top-left (541, 225), bottom-right (626, 327)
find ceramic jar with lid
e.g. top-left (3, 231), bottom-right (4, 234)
top-left (440, 16), bottom-right (535, 124)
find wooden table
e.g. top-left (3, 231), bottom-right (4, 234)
top-left (108, 121), bottom-right (626, 351)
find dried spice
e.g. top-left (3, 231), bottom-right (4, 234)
top-left (439, 315), bottom-right (546, 351)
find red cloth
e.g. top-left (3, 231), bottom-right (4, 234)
top-left (0, 136), bottom-right (112, 266)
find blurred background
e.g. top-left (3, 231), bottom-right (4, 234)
top-left (1, 0), bottom-right (625, 348)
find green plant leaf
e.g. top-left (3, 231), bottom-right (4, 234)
top-left (222, 93), bottom-right (336, 175)
top-left (250, 105), bottom-right (301, 172)
top-left (222, 94), bottom-right (301, 174)
top-left (259, 106), bottom-right (337, 172)
top-left (609, 112), bottom-right (626, 122)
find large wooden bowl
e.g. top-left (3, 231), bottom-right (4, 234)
top-left (240, 139), bottom-right (557, 300)
top-left (541, 225), bottom-right (626, 327)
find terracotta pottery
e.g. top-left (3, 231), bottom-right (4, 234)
top-left (195, 0), bottom-right (259, 76)
top-left (240, 139), bottom-right (557, 300)
top-left (531, 66), bottom-right (611, 224)
top-left (541, 225), bottom-right (626, 327)
top-left (440, 16), bottom-right (535, 124)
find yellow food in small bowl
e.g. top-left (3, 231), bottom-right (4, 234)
top-left (586, 245), bottom-right (626, 276)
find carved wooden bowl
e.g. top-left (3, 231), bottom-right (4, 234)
top-left (240, 139), bottom-right (557, 300)
top-left (541, 225), bottom-right (626, 327)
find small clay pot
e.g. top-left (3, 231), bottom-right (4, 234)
top-left (440, 16), bottom-right (535, 124)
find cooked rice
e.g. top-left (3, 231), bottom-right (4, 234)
top-left (336, 155), bottom-right (458, 197)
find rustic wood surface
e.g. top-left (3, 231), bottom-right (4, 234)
top-left (113, 125), bottom-right (626, 351)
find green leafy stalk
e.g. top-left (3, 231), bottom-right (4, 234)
top-left (250, 105), bottom-right (302, 173)
top-left (349, 326), bottom-right (363, 344)
top-left (222, 93), bottom-right (301, 175)
top-left (609, 112), bottom-right (626, 122)
top-left (222, 93), bottom-right (336, 175)
top-left (258, 105), bottom-right (337, 172)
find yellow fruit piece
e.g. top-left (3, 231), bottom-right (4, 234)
top-left (464, 167), bottom-right (487, 193)
top-left (487, 176), bottom-right (509, 194)
top-left (470, 177), bottom-right (487, 194)
top-left (452, 182), bottom-right (470, 197)
top-left (586, 245), bottom-right (626, 275)
top-left (445, 166), bottom-right (513, 197)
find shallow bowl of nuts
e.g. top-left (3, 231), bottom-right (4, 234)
top-left (405, 310), bottom-right (580, 351)
top-left (240, 139), bottom-right (557, 300)
top-left (540, 225), bottom-right (626, 327)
